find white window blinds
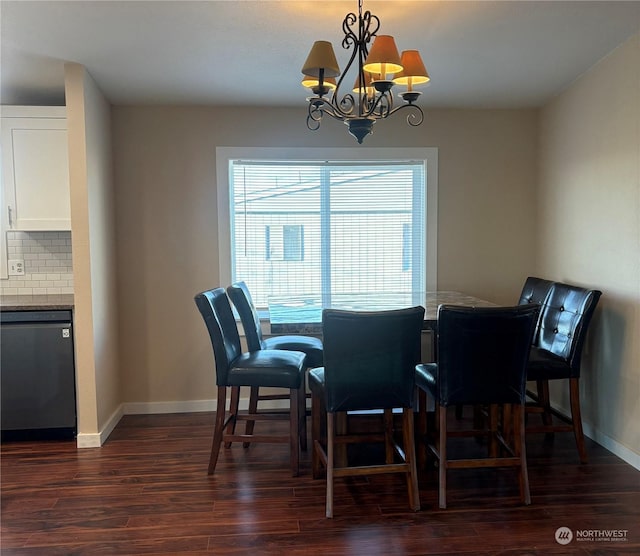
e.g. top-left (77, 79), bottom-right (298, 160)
top-left (229, 159), bottom-right (426, 310)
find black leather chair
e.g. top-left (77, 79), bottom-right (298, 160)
top-left (416, 304), bottom-right (539, 509)
top-left (451, 277), bottom-right (552, 423)
top-left (309, 306), bottom-right (424, 518)
top-left (194, 288), bottom-right (307, 476)
top-left (518, 276), bottom-right (554, 307)
top-left (518, 276), bottom-right (553, 330)
top-left (227, 282), bottom-right (324, 366)
top-left (227, 282), bottom-right (323, 447)
top-left (525, 282), bottom-right (602, 463)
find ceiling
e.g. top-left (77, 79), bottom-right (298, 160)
top-left (1, 1), bottom-right (639, 109)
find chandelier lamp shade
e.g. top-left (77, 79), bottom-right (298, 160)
top-left (301, 0), bottom-right (430, 144)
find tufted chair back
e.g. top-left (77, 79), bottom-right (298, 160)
top-left (535, 283), bottom-right (602, 376)
top-left (435, 304), bottom-right (539, 406)
top-left (518, 277), bottom-right (554, 340)
top-left (194, 288), bottom-right (242, 386)
top-left (518, 276), bottom-right (554, 306)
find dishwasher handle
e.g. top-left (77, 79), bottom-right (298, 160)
top-left (0, 310), bottom-right (73, 324)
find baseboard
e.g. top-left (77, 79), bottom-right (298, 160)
top-left (582, 421), bottom-right (640, 471)
top-left (81, 398), bottom-right (640, 471)
top-left (122, 397), bottom-right (292, 415)
top-left (544, 401), bottom-right (640, 471)
top-left (76, 397), bottom-right (295, 447)
top-left (76, 404), bottom-right (124, 448)
top-left (123, 399), bottom-right (217, 415)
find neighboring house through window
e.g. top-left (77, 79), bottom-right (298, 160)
top-left (216, 147), bottom-right (438, 314)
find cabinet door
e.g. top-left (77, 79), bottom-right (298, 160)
top-left (2, 110), bottom-right (71, 231)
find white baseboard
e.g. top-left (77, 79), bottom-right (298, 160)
top-left (122, 397), bottom-right (292, 415)
top-left (582, 421), bottom-right (640, 471)
top-left (79, 398), bottom-right (640, 471)
top-left (76, 404), bottom-right (123, 448)
top-left (123, 399), bottom-right (217, 415)
top-left (76, 432), bottom-right (102, 448)
top-left (76, 397), bottom-right (294, 448)
top-left (543, 401), bottom-right (640, 471)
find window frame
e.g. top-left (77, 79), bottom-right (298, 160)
top-left (216, 147), bottom-right (438, 310)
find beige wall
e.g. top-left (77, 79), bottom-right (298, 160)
top-left (112, 106), bottom-right (537, 407)
top-left (65, 64), bottom-right (120, 445)
top-left (538, 33), bottom-right (640, 462)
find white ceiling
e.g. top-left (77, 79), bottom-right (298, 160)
top-left (1, 0), bottom-right (639, 109)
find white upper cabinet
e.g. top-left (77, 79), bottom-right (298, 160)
top-left (1, 106), bottom-right (71, 231)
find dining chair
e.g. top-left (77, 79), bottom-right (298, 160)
top-left (518, 276), bottom-right (554, 307)
top-left (518, 276), bottom-right (554, 339)
top-left (416, 304), bottom-right (539, 509)
top-left (309, 306), bottom-right (424, 518)
top-left (194, 288), bottom-right (307, 476)
top-left (227, 281), bottom-right (323, 448)
top-left (525, 282), bottom-right (602, 463)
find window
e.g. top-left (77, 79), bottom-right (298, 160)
top-left (266, 225), bottom-right (304, 261)
top-left (217, 148), bottom-right (438, 312)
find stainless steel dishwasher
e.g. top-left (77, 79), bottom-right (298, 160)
top-left (1, 310), bottom-right (76, 440)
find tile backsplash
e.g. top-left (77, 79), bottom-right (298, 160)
top-left (1, 231), bottom-right (73, 295)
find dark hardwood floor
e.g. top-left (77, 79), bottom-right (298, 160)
top-left (2, 409), bottom-right (639, 555)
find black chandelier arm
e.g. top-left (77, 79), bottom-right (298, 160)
top-left (307, 94), bottom-right (423, 130)
top-left (386, 103), bottom-right (425, 127)
top-left (306, 103), bottom-right (323, 131)
top-left (333, 45), bottom-right (359, 104)
top-left (336, 92), bottom-right (356, 116)
top-left (364, 90), bottom-right (393, 119)
top-left (308, 86), bottom-right (357, 120)
top-left (306, 96), bottom-right (362, 131)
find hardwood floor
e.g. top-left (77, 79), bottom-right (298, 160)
top-left (2, 409), bottom-right (639, 555)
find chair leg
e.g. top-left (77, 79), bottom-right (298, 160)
top-left (335, 412), bottom-right (348, 468)
top-left (416, 388), bottom-right (428, 469)
top-left (402, 408), bottom-right (421, 511)
top-left (289, 387), bottom-right (300, 477)
top-left (242, 386), bottom-right (259, 448)
top-left (513, 403), bottom-right (531, 505)
top-left (569, 378), bottom-right (588, 464)
top-left (488, 404), bottom-right (499, 458)
top-left (224, 386), bottom-right (240, 449)
top-left (502, 403), bottom-right (513, 447)
top-left (326, 412), bottom-right (335, 518)
top-left (311, 391), bottom-right (324, 480)
top-left (438, 404), bottom-right (447, 509)
top-left (299, 382), bottom-right (307, 452)
top-left (208, 386), bottom-right (228, 475)
top-left (537, 379), bottom-right (553, 426)
top-left (384, 409), bottom-right (394, 464)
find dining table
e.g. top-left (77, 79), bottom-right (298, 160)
top-left (268, 290), bottom-right (496, 335)
top-left (268, 290), bottom-right (498, 465)
top-left (268, 290), bottom-right (496, 363)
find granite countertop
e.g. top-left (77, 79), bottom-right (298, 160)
top-left (269, 291), bottom-right (496, 335)
top-left (0, 294), bottom-right (75, 311)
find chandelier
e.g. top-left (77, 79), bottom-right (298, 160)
top-left (301, 0), bottom-right (430, 144)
